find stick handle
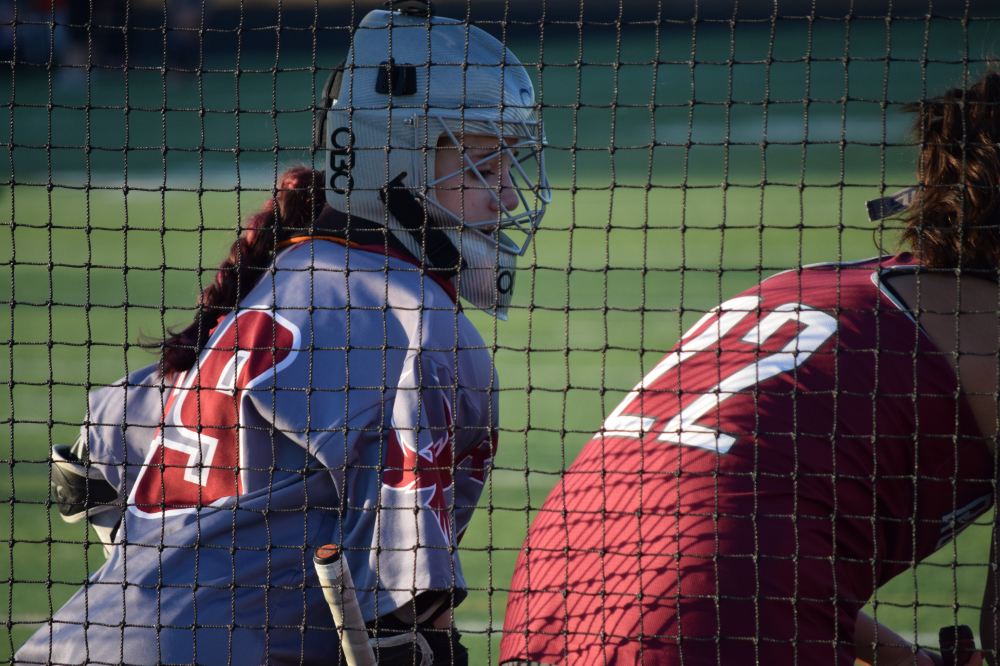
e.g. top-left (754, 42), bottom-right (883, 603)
top-left (314, 545), bottom-right (376, 666)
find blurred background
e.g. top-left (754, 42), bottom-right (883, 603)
top-left (2, 0), bottom-right (1000, 663)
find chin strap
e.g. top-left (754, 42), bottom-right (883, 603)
top-left (380, 172), bottom-right (462, 277)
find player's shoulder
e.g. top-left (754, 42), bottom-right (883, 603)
top-left (268, 237), bottom-right (482, 358)
top-left (86, 363), bottom-right (164, 456)
top-left (272, 238), bottom-right (457, 310)
top-left (88, 363), bottom-right (161, 413)
top-left (749, 254), bottom-right (908, 309)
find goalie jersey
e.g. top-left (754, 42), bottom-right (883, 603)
top-left (17, 238), bottom-right (498, 665)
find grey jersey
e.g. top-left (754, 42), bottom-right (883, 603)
top-left (17, 239), bottom-right (498, 665)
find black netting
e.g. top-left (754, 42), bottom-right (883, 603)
top-left (5, 1), bottom-right (1000, 664)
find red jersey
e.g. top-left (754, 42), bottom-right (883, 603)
top-left (501, 254), bottom-right (995, 666)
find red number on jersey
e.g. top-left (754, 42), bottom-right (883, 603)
top-left (130, 309), bottom-right (299, 516)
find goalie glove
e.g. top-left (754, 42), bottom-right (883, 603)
top-left (366, 611), bottom-right (469, 666)
top-left (50, 440), bottom-right (121, 557)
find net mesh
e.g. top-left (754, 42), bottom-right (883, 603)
top-left (4, 0), bottom-right (1000, 664)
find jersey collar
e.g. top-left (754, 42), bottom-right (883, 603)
top-left (274, 206), bottom-right (459, 304)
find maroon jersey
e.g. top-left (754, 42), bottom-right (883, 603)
top-left (501, 254), bottom-right (995, 666)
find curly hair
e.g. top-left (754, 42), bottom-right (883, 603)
top-left (900, 67), bottom-right (1000, 272)
top-left (159, 167), bottom-right (325, 377)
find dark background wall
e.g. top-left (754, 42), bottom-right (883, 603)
top-left (4, 0), bottom-right (999, 66)
top-left (1, 0), bottom-right (997, 186)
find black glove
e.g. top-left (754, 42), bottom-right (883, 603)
top-left (365, 612), bottom-right (469, 666)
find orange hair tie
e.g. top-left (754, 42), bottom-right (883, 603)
top-left (275, 235), bottom-right (362, 251)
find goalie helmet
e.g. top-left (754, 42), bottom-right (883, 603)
top-left (318, 5), bottom-right (550, 320)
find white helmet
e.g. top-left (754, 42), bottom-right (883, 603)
top-left (319, 4), bottom-right (550, 320)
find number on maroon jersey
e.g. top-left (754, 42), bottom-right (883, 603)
top-left (600, 296), bottom-right (837, 454)
top-left (130, 309), bottom-right (300, 516)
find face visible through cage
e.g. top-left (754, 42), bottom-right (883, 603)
top-left (432, 133), bottom-right (519, 231)
top-left (425, 113), bottom-right (551, 257)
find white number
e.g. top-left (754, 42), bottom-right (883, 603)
top-left (658, 303), bottom-right (837, 454)
top-left (601, 295), bottom-right (761, 437)
top-left (599, 299), bottom-right (838, 456)
top-left (162, 434), bottom-right (220, 488)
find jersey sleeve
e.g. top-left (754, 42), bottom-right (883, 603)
top-left (242, 315), bottom-right (497, 619)
top-left (367, 350), bottom-right (497, 616)
top-left (77, 363), bottom-right (165, 496)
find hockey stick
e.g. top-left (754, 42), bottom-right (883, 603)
top-left (314, 544), bottom-right (377, 666)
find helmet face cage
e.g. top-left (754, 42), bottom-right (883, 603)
top-left (423, 112), bottom-right (551, 257)
top-left (321, 9), bottom-right (546, 319)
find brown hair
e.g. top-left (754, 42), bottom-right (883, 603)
top-left (900, 67), bottom-right (1000, 272)
top-left (159, 167), bottom-right (325, 377)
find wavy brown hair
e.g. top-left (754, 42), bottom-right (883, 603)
top-left (159, 167), bottom-right (325, 377)
top-left (900, 67), bottom-right (1000, 271)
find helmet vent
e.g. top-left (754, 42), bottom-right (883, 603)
top-left (375, 59), bottom-right (417, 96)
top-left (384, 0), bottom-right (436, 17)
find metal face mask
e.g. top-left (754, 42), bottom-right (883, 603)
top-left (424, 113), bottom-right (551, 258)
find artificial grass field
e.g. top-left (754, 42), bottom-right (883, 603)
top-left (2, 13), bottom-right (997, 664)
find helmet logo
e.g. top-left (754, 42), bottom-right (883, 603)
top-left (328, 126), bottom-right (354, 193)
top-left (497, 269), bottom-right (514, 295)
top-left (519, 88), bottom-right (532, 106)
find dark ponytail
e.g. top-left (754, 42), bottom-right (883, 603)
top-left (900, 67), bottom-right (1000, 272)
top-left (160, 167), bottom-right (325, 377)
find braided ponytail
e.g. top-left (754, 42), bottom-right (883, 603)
top-left (160, 167), bottom-right (325, 377)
